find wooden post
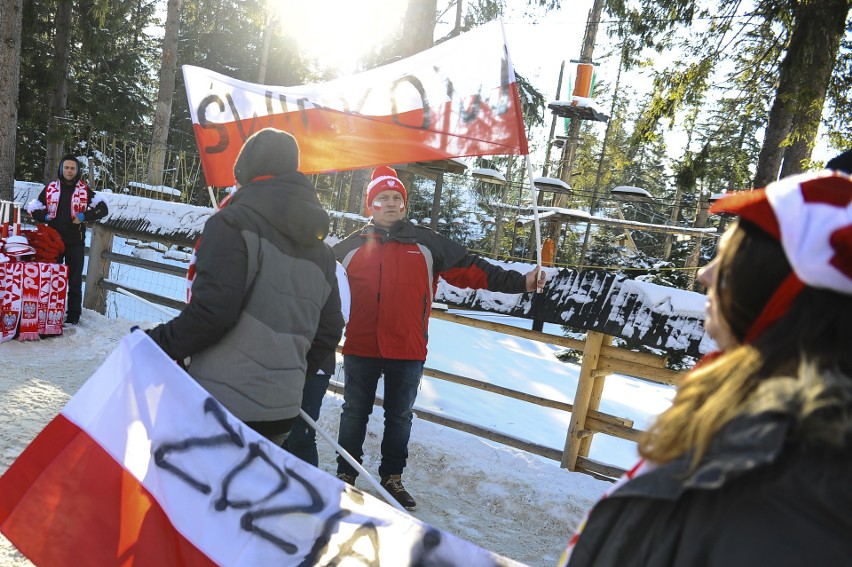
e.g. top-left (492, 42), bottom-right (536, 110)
top-left (562, 330), bottom-right (606, 470)
top-left (83, 223), bottom-right (114, 315)
top-left (579, 334), bottom-right (613, 457)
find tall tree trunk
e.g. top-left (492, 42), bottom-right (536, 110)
top-left (685, 190), bottom-right (709, 291)
top-left (345, 169), bottom-right (369, 235)
top-left (492, 155), bottom-right (514, 257)
top-left (780, 0), bottom-right (850, 178)
top-left (754, 0), bottom-right (852, 187)
top-left (0, 0), bottom-right (24, 202)
top-left (400, 0), bottom-right (437, 57)
top-left (662, 184), bottom-right (683, 260)
top-left (43, 0), bottom-right (73, 185)
top-left (258, 11), bottom-right (276, 83)
top-left (147, 0), bottom-right (182, 190)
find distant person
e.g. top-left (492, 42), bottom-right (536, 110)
top-left (26, 154), bottom-right (108, 325)
top-left (282, 261), bottom-right (350, 467)
top-left (826, 147), bottom-right (852, 173)
top-left (334, 165), bottom-right (545, 510)
top-left (147, 128), bottom-right (344, 445)
top-left (561, 169), bottom-right (852, 566)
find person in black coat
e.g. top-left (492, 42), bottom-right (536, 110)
top-left (147, 129), bottom-right (344, 445)
top-left (562, 170), bottom-right (852, 567)
top-left (26, 155), bottom-right (109, 325)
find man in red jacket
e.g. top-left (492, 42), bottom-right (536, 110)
top-left (334, 166), bottom-right (544, 510)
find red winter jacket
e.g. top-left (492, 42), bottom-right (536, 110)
top-left (334, 220), bottom-right (527, 361)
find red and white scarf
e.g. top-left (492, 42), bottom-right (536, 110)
top-left (0, 261), bottom-right (67, 342)
top-left (186, 192), bottom-right (233, 303)
top-left (45, 180), bottom-right (89, 220)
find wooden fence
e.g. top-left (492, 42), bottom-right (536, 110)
top-left (83, 222), bottom-right (683, 481)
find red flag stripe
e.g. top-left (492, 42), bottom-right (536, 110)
top-left (0, 414), bottom-right (215, 567)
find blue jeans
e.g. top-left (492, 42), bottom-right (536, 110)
top-left (336, 355), bottom-right (424, 478)
top-left (282, 372), bottom-right (331, 467)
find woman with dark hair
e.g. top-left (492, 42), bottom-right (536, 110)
top-left (560, 170), bottom-right (852, 566)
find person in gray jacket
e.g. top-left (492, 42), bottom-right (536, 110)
top-left (148, 128), bottom-right (344, 444)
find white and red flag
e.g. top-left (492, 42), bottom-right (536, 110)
top-left (183, 20), bottom-right (528, 187)
top-left (0, 330), bottom-right (519, 566)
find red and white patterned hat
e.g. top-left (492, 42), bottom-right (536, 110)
top-left (365, 166), bottom-right (407, 216)
top-left (3, 235), bottom-right (36, 258)
top-left (710, 171), bottom-right (852, 296)
top-left (709, 171), bottom-right (852, 342)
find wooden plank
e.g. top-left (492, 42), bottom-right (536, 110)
top-left (431, 310), bottom-right (668, 368)
top-left (326, 381), bottom-right (563, 462)
top-left (599, 344), bottom-right (666, 367)
top-left (83, 224), bottom-right (114, 314)
top-left (423, 367), bottom-right (634, 429)
top-left (562, 330), bottom-right (606, 470)
top-left (102, 250), bottom-right (189, 278)
top-left (432, 309), bottom-right (585, 350)
top-left (99, 280), bottom-right (186, 312)
top-left (328, 380), bottom-right (623, 482)
top-left (579, 335), bottom-right (613, 457)
top-left (575, 456), bottom-right (626, 480)
top-left (596, 358), bottom-right (682, 386)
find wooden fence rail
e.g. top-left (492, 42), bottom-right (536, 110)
top-left (83, 223), bottom-right (684, 480)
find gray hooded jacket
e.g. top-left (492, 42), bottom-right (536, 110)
top-left (148, 172), bottom-right (344, 422)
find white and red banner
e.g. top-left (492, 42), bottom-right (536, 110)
top-left (0, 330), bottom-right (520, 566)
top-left (183, 20), bottom-right (529, 187)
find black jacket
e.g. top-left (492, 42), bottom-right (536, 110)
top-left (568, 370), bottom-right (852, 567)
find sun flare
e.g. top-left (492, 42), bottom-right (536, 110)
top-left (268, 0), bottom-right (407, 73)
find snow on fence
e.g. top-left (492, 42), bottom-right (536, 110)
top-left (80, 194), bottom-right (706, 481)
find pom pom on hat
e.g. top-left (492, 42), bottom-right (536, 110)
top-left (365, 166), bottom-right (407, 214)
top-left (710, 171), bottom-right (852, 295)
top-left (233, 128), bottom-right (300, 187)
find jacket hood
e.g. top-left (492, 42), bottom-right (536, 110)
top-left (58, 154), bottom-right (82, 184)
top-left (746, 363), bottom-right (852, 448)
top-left (229, 172), bottom-right (329, 246)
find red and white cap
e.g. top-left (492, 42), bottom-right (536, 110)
top-left (710, 171), bottom-right (852, 295)
top-left (365, 166), bottom-right (407, 216)
top-left (3, 235), bottom-right (36, 257)
top-left (710, 171), bottom-right (852, 341)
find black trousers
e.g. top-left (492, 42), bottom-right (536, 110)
top-left (60, 245), bottom-right (85, 318)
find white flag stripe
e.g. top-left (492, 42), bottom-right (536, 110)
top-left (62, 331), bottom-right (518, 566)
top-left (183, 20), bottom-right (515, 126)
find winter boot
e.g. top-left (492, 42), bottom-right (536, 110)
top-left (380, 474), bottom-right (416, 510)
top-left (337, 473), bottom-right (356, 486)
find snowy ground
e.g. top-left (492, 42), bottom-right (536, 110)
top-left (0, 310), bottom-right (612, 567)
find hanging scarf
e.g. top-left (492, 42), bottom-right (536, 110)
top-left (45, 180), bottom-right (89, 220)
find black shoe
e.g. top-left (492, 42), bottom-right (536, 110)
top-left (380, 474), bottom-right (416, 510)
top-left (65, 314), bottom-right (80, 325)
top-left (337, 473), bottom-right (356, 486)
